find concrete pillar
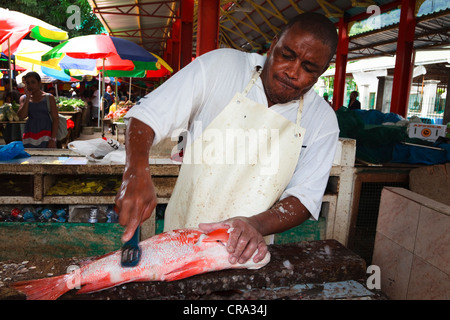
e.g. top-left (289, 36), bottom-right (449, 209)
top-left (420, 80), bottom-right (440, 118)
top-left (376, 76), bottom-right (394, 113)
top-left (443, 73), bottom-right (450, 125)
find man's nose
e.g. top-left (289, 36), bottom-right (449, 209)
top-left (285, 61), bottom-right (301, 80)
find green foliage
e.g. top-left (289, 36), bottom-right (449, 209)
top-left (0, 0), bottom-right (105, 38)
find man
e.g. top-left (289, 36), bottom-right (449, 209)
top-left (115, 13), bottom-right (339, 265)
top-left (103, 85), bottom-right (115, 115)
top-left (348, 91), bottom-right (361, 110)
top-left (90, 84), bottom-right (99, 126)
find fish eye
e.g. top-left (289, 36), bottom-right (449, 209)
top-left (216, 240), bottom-right (225, 246)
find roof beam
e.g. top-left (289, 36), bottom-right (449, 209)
top-left (220, 6), bottom-right (271, 43)
top-left (92, 1), bottom-right (179, 19)
top-left (287, 0), bottom-right (304, 14)
top-left (316, 0), bottom-right (344, 19)
top-left (109, 26), bottom-right (169, 40)
top-left (245, 0), bottom-right (280, 34)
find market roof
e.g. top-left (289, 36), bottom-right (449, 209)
top-left (88, 0), bottom-right (450, 62)
top-left (322, 48), bottom-right (450, 83)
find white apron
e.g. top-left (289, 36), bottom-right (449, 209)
top-left (164, 67), bottom-right (306, 241)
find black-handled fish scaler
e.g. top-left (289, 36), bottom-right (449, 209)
top-left (121, 226), bottom-right (142, 267)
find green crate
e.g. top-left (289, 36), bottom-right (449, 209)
top-left (274, 217), bottom-right (326, 244)
top-left (155, 217), bottom-right (326, 244)
top-left (0, 222), bottom-right (124, 261)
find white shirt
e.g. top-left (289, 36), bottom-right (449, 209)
top-left (91, 89), bottom-right (99, 108)
top-left (125, 48), bottom-right (339, 220)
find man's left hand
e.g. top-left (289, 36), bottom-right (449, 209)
top-left (198, 217), bottom-right (268, 265)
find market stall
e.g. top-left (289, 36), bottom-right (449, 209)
top-left (2, 1), bottom-right (448, 303)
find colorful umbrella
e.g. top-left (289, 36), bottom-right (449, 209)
top-left (0, 8), bottom-right (69, 91)
top-left (102, 53), bottom-right (173, 78)
top-left (16, 69), bottom-right (60, 84)
top-left (14, 40), bottom-right (90, 82)
top-left (0, 8), bottom-right (68, 54)
top-left (41, 34), bottom-right (160, 132)
top-left (41, 34), bottom-right (158, 68)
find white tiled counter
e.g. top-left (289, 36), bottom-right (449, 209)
top-left (372, 187), bottom-right (450, 299)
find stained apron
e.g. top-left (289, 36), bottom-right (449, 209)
top-left (164, 66), bottom-right (306, 243)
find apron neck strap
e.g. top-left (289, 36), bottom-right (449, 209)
top-left (243, 66), bottom-right (304, 128)
top-left (296, 96), bottom-right (304, 128)
top-left (242, 65), bottom-right (262, 96)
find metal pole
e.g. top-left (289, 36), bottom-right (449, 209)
top-left (97, 74), bottom-right (101, 127)
top-left (196, 0), bottom-right (220, 56)
top-left (129, 77), bottom-right (132, 101)
top-left (8, 38), bottom-right (12, 92)
top-left (390, 0), bottom-right (416, 117)
top-left (332, 18), bottom-right (349, 110)
top-left (101, 58), bottom-right (105, 137)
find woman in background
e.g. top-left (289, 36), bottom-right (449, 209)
top-left (18, 72), bottom-right (58, 148)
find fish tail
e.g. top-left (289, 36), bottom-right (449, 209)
top-left (11, 274), bottom-right (70, 300)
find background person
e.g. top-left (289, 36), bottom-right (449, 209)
top-left (17, 72), bottom-right (58, 148)
top-left (348, 90), bottom-right (361, 110)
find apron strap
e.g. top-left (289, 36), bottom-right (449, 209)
top-left (242, 65), bottom-right (262, 97)
top-left (295, 97), bottom-right (304, 129)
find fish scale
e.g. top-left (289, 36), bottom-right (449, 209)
top-left (11, 228), bottom-right (270, 300)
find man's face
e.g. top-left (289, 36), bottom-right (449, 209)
top-left (261, 25), bottom-right (332, 106)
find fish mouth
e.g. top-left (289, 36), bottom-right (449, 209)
top-left (216, 240), bottom-right (226, 247)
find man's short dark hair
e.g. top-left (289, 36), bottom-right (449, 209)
top-left (278, 13), bottom-right (338, 61)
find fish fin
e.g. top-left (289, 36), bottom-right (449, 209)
top-left (164, 260), bottom-right (208, 281)
top-left (11, 274), bottom-right (69, 300)
top-left (202, 228), bottom-right (229, 243)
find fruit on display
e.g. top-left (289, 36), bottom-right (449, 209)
top-left (105, 100), bottom-right (134, 122)
top-left (0, 103), bottom-right (20, 121)
top-left (46, 176), bottom-right (122, 196)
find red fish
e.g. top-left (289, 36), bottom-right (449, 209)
top-left (12, 228), bottom-right (270, 300)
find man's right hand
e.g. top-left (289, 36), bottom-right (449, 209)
top-left (115, 167), bottom-right (157, 242)
top-left (114, 118), bottom-right (157, 242)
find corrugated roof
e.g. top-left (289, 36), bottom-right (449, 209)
top-left (88, 0), bottom-right (450, 64)
top-left (88, 0), bottom-right (179, 55)
top-left (349, 7), bottom-right (450, 61)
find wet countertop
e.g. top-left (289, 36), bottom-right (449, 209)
top-left (1, 240), bottom-right (385, 300)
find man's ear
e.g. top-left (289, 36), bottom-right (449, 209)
top-left (266, 35), bottom-right (279, 56)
